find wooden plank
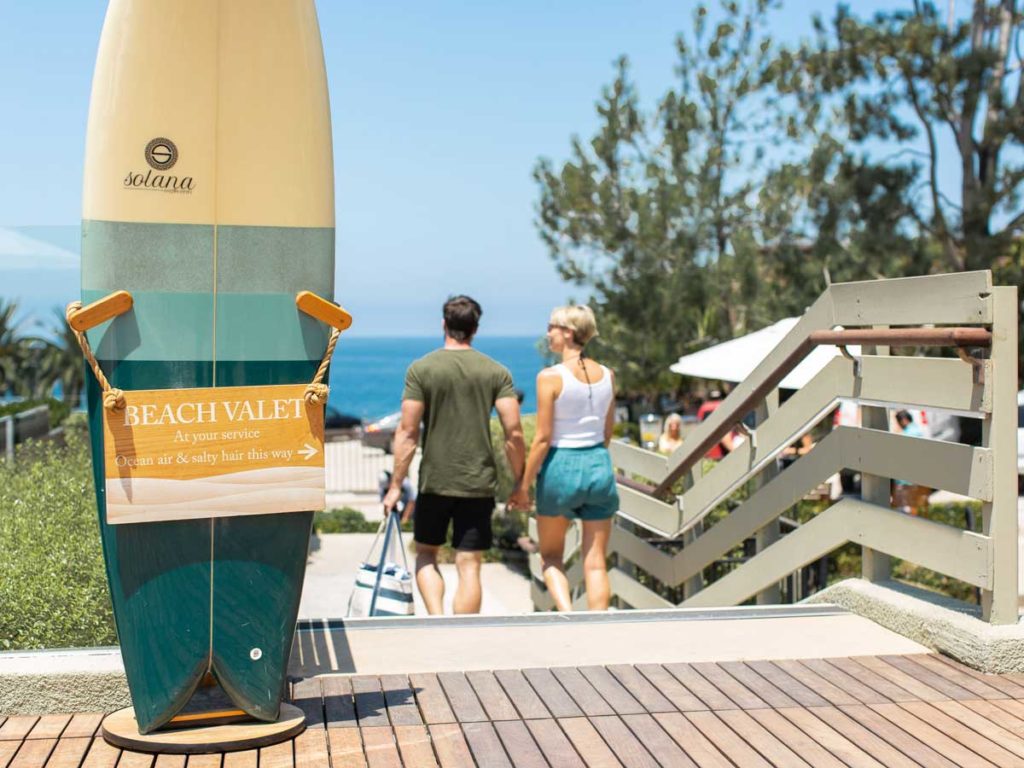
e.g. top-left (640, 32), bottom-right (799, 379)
top-left (327, 728), bottom-right (367, 768)
top-left (772, 660), bottom-right (859, 706)
top-left (394, 725), bottom-right (439, 768)
top-left (682, 711), bottom-right (771, 767)
top-left (744, 660), bottom-right (829, 707)
top-left (359, 726), bottom-right (402, 768)
top-left (113, 750), bottom-right (154, 768)
top-left (379, 674), bottom-right (423, 726)
top-left (828, 704), bottom-right (956, 768)
top-left (745, 710), bottom-right (846, 768)
top-left (293, 726), bottom-right (330, 768)
top-left (185, 755), bottom-right (220, 768)
top-left (42, 738), bottom-right (91, 768)
top-left (522, 669), bottom-right (583, 719)
top-left (292, 677), bottom-right (325, 726)
top-left (550, 668), bottom-right (614, 717)
top-left (933, 700), bottom-right (1024, 760)
top-left (823, 657), bottom-right (919, 703)
top-left (578, 667), bottom-right (645, 715)
top-left (556, 718), bottom-right (622, 768)
top-left (0, 718), bottom-right (38, 741)
top-left (258, 739), bottom-right (294, 768)
top-left (714, 709), bottom-right (812, 767)
top-left (410, 673), bottom-right (457, 725)
top-left (494, 670), bottom-right (551, 720)
top-left (61, 714), bottom-right (104, 740)
top-left (931, 655), bottom-right (1024, 698)
top-left (993, 699), bottom-right (1024, 722)
top-left (428, 723), bottom-right (475, 768)
top-left (850, 655), bottom-right (948, 701)
top-left (962, 700), bottom-right (1024, 739)
top-left (878, 655), bottom-right (978, 700)
top-left (461, 722), bottom-right (513, 768)
top-left (524, 720), bottom-right (585, 768)
top-left (222, 751), bottom-right (258, 768)
top-left (868, 702), bottom-right (992, 767)
top-left (588, 715), bottom-right (659, 768)
top-left (323, 675), bottom-right (359, 727)
top-left (27, 716), bottom-right (71, 740)
top-left (467, 671), bottom-right (520, 722)
top-left (437, 672), bottom-right (488, 723)
top-left (154, 755), bottom-right (185, 768)
top-left (663, 665), bottom-right (734, 710)
top-left (352, 676), bottom-right (390, 728)
top-left (79, 737), bottom-right (120, 768)
top-left (0, 742), bottom-right (18, 768)
top-left (635, 665), bottom-right (707, 712)
top-left (716, 662), bottom-right (798, 709)
top-left (799, 658), bottom-right (889, 704)
top-left (690, 663), bottom-right (768, 710)
top-left (907, 654), bottom-right (1009, 700)
top-left (493, 721), bottom-right (549, 768)
top-left (605, 666), bottom-right (675, 713)
top-left (899, 700), bottom-right (1022, 766)
top-left (775, 708), bottom-right (887, 768)
top-left (618, 714), bottom-right (696, 768)
top-left (650, 713), bottom-right (731, 768)
top-left (9, 739), bottom-right (57, 768)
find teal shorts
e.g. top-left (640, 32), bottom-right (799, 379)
top-left (536, 445), bottom-right (620, 521)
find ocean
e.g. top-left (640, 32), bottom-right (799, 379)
top-left (327, 336), bottom-right (546, 421)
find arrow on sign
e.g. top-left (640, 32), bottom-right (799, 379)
top-left (298, 443), bottom-right (319, 461)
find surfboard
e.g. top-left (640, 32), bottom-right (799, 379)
top-left (81, 0), bottom-right (333, 734)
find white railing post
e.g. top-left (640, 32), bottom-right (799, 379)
top-left (861, 328), bottom-right (892, 582)
top-left (754, 389), bottom-right (781, 604)
top-left (982, 286), bottom-right (1018, 624)
top-left (3, 416), bottom-right (13, 465)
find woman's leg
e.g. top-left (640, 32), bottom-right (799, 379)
top-left (581, 518), bottom-right (612, 610)
top-left (536, 515), bottom-right (573, 611)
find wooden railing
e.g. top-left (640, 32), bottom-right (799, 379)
top-left (529, 271), bottom-right (1020, 625)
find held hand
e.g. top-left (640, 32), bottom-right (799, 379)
top-left (382, 486), bottom-right (402, 514)
top-left (508, 485), bottom-right (531, 511)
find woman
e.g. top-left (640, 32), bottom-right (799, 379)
top-left (509, 306), bottom-right (619, 611)
top-left (657, 413), bottom-right (684, 455)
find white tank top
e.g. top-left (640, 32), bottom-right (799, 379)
top-left (550, 362), bottom-right (614, 448)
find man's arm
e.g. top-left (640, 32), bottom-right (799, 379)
top-left (494, 396), bottom-right (525, 487)
top-left (383, 399), bottom-right (424, 513)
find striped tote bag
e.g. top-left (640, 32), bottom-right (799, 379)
top-left (348, 510), bottom-right (414, 617)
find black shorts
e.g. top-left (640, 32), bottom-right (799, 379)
top-left (414, 493), bottom-right (494, 551)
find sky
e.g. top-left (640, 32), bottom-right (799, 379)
top-left (0, 1), bottom-right (941, 336)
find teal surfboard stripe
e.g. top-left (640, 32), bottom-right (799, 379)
top-left (88, 358), bottom-right (319, 730)
top-left (82, 291), bottom-right (331, 363)
top-left (82, 220), bottom-right (333, 296)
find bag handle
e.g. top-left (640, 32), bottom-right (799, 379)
top-left (368, 509), bottom-right (408, 616)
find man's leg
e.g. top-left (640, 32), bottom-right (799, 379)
top-left (415, 543), bottom-right (445, 615)
top-left (453, 550), bottom-right (482, 614)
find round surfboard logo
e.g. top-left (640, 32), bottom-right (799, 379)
top-left (145, 138), bottom-right (178, 171)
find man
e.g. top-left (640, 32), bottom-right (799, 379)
top-left (383, 295), bottom-right (525, 614)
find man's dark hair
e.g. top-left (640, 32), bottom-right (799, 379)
top-left (443, 295), bottom-right (482, 342)
top-left (895, 409), bottom-right (913, 424)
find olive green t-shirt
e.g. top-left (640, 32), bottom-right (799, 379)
top-left (402, 348), bottom-right (516, 497)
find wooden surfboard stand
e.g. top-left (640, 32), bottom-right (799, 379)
top-left (101, 704), bottom-right (306, 755)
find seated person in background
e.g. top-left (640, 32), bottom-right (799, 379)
top-left (657, 413), bottom-right (684, 455)
top-left (892, 410), bottom-right (929, 515)
top-left (378, 467), bottom-right (417, 525)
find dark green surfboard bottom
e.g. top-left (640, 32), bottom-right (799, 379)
top-left (88, 359), bottom-right (321, 733)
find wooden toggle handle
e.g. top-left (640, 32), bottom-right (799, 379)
top-left (68, 290), bottom-right (133, 332)
top-left (296, 291), bottom-right (353, 331)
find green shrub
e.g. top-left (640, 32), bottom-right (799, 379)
top-left (0, 431), bottom-right (116, 650)
top-left (0, 397), bottom-right (72, 428)
top-left (313, 507), bottom-right (412, 534)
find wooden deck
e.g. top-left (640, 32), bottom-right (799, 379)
top-left (4, 653), bottom-right (1024, 766)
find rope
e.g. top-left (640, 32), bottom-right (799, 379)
top-left (305, 327), bottom-right (340, 406)
top-left (65, 301), bottom-right (126, 411)
top-left (66, 301), bottom-right (340, 410)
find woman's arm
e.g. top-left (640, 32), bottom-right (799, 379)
top-left (604, 369), bottom-right (616, 446)
top-left (510, 370), bottom-right (559, 507)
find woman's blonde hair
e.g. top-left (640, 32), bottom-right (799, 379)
top-left (550, 305), bottom-right (598, 346)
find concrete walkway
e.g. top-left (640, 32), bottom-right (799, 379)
top-left (298, 533), bottom-right (533, 619)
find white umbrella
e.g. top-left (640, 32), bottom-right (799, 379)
top-left (669, 317), bottom-right (861, 390)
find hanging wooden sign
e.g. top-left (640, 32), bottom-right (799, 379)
top-left (102, 383), bottom-right (325, 524)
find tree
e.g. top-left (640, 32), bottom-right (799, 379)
top-left (534, 1), bottom-right (781, 395)
top-left (0, 299), bottom-right (26, 397)
top-left (30, 307), bottom-right (85, 405)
